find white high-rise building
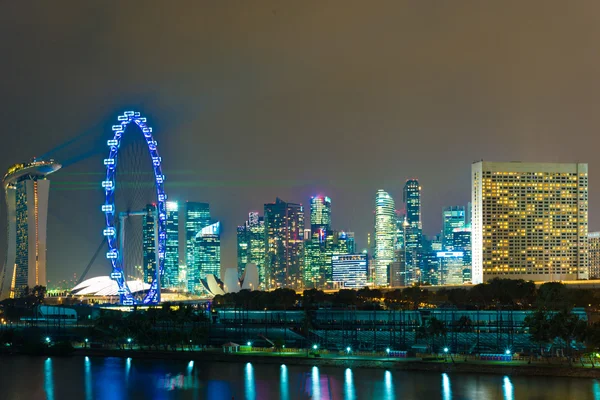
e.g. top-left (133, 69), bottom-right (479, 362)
top-left (374, 190), bottom-right (395, 286)
top-left (1, 160), bottom-right (61, 299)
top-left (471, 161), bottom-right (588, 284)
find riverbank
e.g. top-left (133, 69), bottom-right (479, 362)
top-left (32, 348), bottom-right (598, 379)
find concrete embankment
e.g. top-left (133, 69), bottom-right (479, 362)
top-left (67, 349), bottom-right (600, 379)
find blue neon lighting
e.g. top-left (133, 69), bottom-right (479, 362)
top-left (102, 111), bottom-right (167, 306)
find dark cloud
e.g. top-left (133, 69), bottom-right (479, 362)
top-left (1, 1), bottom-right (600, 283)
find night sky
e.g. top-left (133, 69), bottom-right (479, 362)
top-left (2, 1), bottom-right (600, 285)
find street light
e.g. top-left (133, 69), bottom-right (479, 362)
top-left (45, 337), bottom-right (51, 344)
top-left (313, 344), bottom-right (318, 351)
top-left (346, 346), bottom-right (351, 354)
top-left (247, 341), bottom-right (252, 347)
top-left (443, 347), bottom-right (449, 354)
top-left (386, 348), bottom-right (391, 356)
top-left (127, 338), bottom-right (132, 344)
top-left (505, 349), bottom-right (511, 356)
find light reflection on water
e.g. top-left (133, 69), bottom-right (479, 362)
top-left (0, 356), bottom-right (598, 400)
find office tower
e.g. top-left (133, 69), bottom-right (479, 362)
top-left (442, 206), bottom-right (465, 251)
top-left (0, 160), bottom-right (61, 299)
top-left (333, 231), bottom-right (354, 255)
top-left (184, 202), bottom-right (210, 288)
top-left (437, 251), bottom-right (465, 285)
top-left (310, 195), bottom-right (332, 233)
top-left (453, 227), bottom-right (472, 272)
top-left (237, 212), bottom-right (266, 286)
top-left (142, 204), bottom-right (157, 284)
top-left (264, 198), bottom-right (305, 289)
top-left (303, 236), bottom-right (322, 288)
top-left (163, 201), bottom-right (179, 288)
top-left (389, 250), bottom-right (406, 287)
top-left (332, 254), bottom-right (368, 289)
top-left (589, 232), bottom-right (600, 279)
top-left (195, 222), bottom-right (221, 279)
top-left (395, 213), bottom-right (406, 251)
top-left (403, 180), bottom-right (422, 285)
top-left (472, 161), bottom-right (588, 284)
top-left (374, 190), bottom-right (395, 286)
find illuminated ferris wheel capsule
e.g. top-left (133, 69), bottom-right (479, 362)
top-left (102, 111), bottom-right (167, 305)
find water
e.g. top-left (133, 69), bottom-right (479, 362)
top-left (0, 356), bottom-right (599, 399)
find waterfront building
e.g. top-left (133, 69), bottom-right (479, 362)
top-left (442, 206), bottom-right (465, 251)
top-left (237, 212), bottom-right (266, 286)
top-left (472, 161), bottom-right (588, 283)
top-left (142, 204), bottom-right (157, 284)
top-left (388, 250), bottom-right (406, 287)
top-left (589, 232), bottom-right (600, 279)
top-left (264, 198), bottom-right (304, 289)
top-left (374, 190), bottom-right (395, 286)
top-left (163, 201), bottom-right (179, 288)
top-left (0, 160), bottom-right (61, 299)
top-left (196, 222), bottom-right (221, 279)
top-left (332, 254), bottom-right (368, 289)
top-left (403, 180), bottom-right (423, 285)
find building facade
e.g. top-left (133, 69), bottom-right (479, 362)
top-left (403, 180), bottom-right (422, 285)
top-left (374, 190), bottom-right (395, 286)
top-left (310, 196), bottom-right (332, 233)
top-left (264, 198), bottom-right (305, 289)
top-left (1, 160), bottom-right (60, 299)
top-left (163, 201), bottom-right (180, 288)
top-left (184, 202), bottom-right (211, 286)
top-left (589, 232), bottom-right (600, 279)
top-left (442, 206), bottom-right (465, 251)
top-left (332, 254), bottom-right (368, 289)
top-left (142, 204), bottom-right (157, 284)
top-left (195, 222), bottom-right (221, 280)
top-left (471, 161), bottom-right (588, 284)
top-left (237, 212), bottom-right (266, 286)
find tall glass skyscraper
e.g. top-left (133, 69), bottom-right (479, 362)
top-left (442, 206), bottom-right (465, 251)
top-left (163, 201), bottom-right (179, 289)
top-left (184, 202), bottom-right (210, 290)
top-left (403, 180), bottom-right (422, 285)
top-left (1, 160), bottom-right (61, 299)
top-left (310, 196), bottom-right (331, 233)
top-left (195, 222), bottom-right (221, 279)
top-left (237, 212), bottom-right (266, 286)
top-left (142, 204), bottom-right (157, 284)
top-left (374, 190), bottom-right (395, 286)
top-left (264, 198), bottom-right (304, 289)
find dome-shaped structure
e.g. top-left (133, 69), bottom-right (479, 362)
top-left (72, 276), bottom-right (150, 297)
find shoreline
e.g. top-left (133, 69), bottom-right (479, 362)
top-left (11, 348), bottom-right (598, 379)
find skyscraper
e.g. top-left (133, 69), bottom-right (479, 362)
top-left (142, 204), bottom-right (157, 284)
top-left (374, 190), bottom-right (395, 286)
top-left (472, 161), bottom-right (588, 283)
top-left (403, 180), bottom-right (422, 285)
top-left (195, 222), bottom-right (221, 280)
top-left (1, 160), bottom-right (61, 299)
top-left (310, 196), bottom-right (331, 233)
top-left (442, 206), bottom-right (465, 251)
top-left (264, 198), bottom-right (304, 289)
top-left (589, 232), bottom-right (600, 279)
top-left (163, 201), bottom-right (179, 289)
top-left (237, 212), bottom-right (266, 286)
top-left (184, 202), bottom-right (210, 290)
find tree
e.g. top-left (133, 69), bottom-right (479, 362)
top-left (524, 310), bottom-right (553, 363)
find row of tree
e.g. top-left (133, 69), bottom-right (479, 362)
top-left (212, 279), bottom-right (596, 311)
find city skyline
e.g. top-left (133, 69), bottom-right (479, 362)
top-left (2, 2), bottom-right (600, 285)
